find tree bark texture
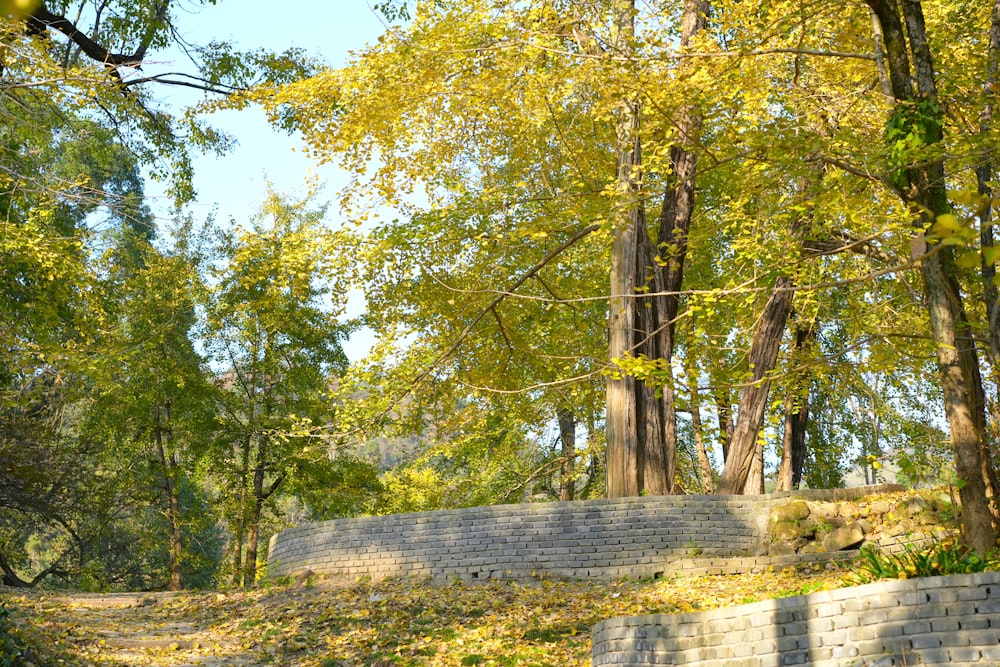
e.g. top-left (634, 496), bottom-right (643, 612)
top-left (605, 0), bottom-right (708, 498)
top-left (716, 280), bottom-right (795, 494)
top-left (715, 170), bottom-right (818, 494)
top-left (606, 0), bottom-right (663, 497)
top-left (558, 407), bottom-right (576, 501)
top-left (606, 81), bottom-right (648, 498)
top-left (979, 0), bottom-right (1000, 448)
top-left (867, 0), bottom-right (996, 552)
top-left (776, 321), bottom-right (815, 492)
top-left (652, 0), bottom-right (710, 495)
top-left (744, 444), bottom-right (766, 495)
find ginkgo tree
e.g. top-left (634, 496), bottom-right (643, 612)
top-left (241, 0), bottom-right (1000, 553)
top-left (204, 186), bottom-right (354, 587)
top-left (83, 219), bottom-right (219, 591)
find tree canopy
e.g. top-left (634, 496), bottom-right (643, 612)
top-left (6, 0), bottom-right (1000, 589)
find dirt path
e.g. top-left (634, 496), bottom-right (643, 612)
top-left (8, 590), bottom-right (275, 667)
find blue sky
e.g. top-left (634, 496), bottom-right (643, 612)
top-left (145, 1), bottom-right (390, 360)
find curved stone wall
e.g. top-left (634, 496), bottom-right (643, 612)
top-left (267, 485), bottom-right (900, 582)
top-left (592, 570), bottom-right (1000, 666)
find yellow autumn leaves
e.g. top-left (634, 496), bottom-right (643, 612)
top-left (16, 567), bottom-right (848, 667)
top-left (926, 190), bottom-right (1000, 281)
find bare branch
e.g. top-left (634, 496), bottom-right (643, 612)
top-left (121, 72), bottom-right (244, 95)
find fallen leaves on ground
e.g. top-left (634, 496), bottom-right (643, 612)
top-left (5, 564), bottom-right (849, 667)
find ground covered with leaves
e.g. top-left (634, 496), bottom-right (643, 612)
top-left (4, 565), bottom-right (850, 667)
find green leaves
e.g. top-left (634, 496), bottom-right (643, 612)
top-left (850, 539), bottom-right (997, 584)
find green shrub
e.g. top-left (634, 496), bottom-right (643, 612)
top-left (850, 538), bottom-right (996, 584)
top-left (0, 604), bottom-right (26, 667)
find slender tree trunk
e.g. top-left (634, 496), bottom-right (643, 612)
top-left (557, 408), bottom-right (576, 501)
top-left (868, 6), bottom-right (893, 99)
top-left (243, 433), bottom-right (268, 587)
top-left (867, 0), bottom-right (996, 552)
top-left (580, 415), bottom-right (604, 500)
top-left (690, 398), bottom-right (714, 494)
top-left (652, 0), bottom-right (710, 494)
top-left (154, 401), bottom-right (183, 591)
top-left (716, 155), bottom-right (821, 495)
top-left (714, 386), bottom-right (734, 463)
top-left (231, 432), bottom-right (252, 587)
top-left (717, 280), bottom-right (795, 494)
top-left (776, 321), bottom-right (814, 491)
top-left (980, 0), bottom-right (1000, 387)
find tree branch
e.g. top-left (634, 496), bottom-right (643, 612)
top-left (371, 224), bottom-right (600, 427)
top-left (121, 72), bottom-right (244, 95)
top-left (820, 154), bottom-right (904, 197)
top-left (29, 5), bottom-right (148, 68)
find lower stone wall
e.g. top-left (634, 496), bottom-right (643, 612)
top-left (592, 571), bottom-right (1000, 666)
top-left (267, 485), bottom-right (901, 582)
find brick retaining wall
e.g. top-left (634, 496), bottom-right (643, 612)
top-left (267, 485), bottom-right (901, 582)
top-left (592, 570), bottom-right (1000, 666)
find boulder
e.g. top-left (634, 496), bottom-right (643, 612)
top-left (868, 500), bottom-right (891, 515)
top-left (809, 502), bottom-right (839, 521)
top-left (771, 520), bottom-right (813, 542)
top-left (885, 518), bottom-right (915, 537)
top-left (770, 501), bottom-right (810, 524)
top-left (838, 503), bottom-right (859, 519)
top-left (822, 521), bottom-right (866, 552)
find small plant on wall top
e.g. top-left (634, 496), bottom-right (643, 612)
top-left (849, 538), bottom-right (997, 584)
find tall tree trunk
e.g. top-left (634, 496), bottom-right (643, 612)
top-left (717, 280), bottom-right (795, 494)
top-left (653, 0), bottom-right (710, 494)
top-left (979, 0), bottom-right (1000, 388)
top-left (606, 86), bottom-right (647, 497)
top-left (868, 6), bottom-right (893, 98)
top-left (606, 0), bottom-right (709, 497)
top-left (716, 152), bottom-right (822, 495)
top-left (154, 401), bottom-right (183, 591)
top-left (867, 0), bottom-right (996, 553)
top-left (606, 0), bottom-right (665, 497)
top-left (776, 320), bottom-right (814, 491)
top-left (977, 0), bottom-right (1000, 522)
top-left (557, 407), bottom-right (576, 501)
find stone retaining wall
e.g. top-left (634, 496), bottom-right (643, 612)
top-left (267, 485), bottom-right (901, 582)
top-left (592, 571), bottom-right (1000, 666)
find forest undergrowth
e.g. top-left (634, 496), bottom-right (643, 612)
top-left (4, 565), bottom-right (851, 667)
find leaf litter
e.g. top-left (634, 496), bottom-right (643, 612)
top-left (5, 564), bottom-right (848, 666)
